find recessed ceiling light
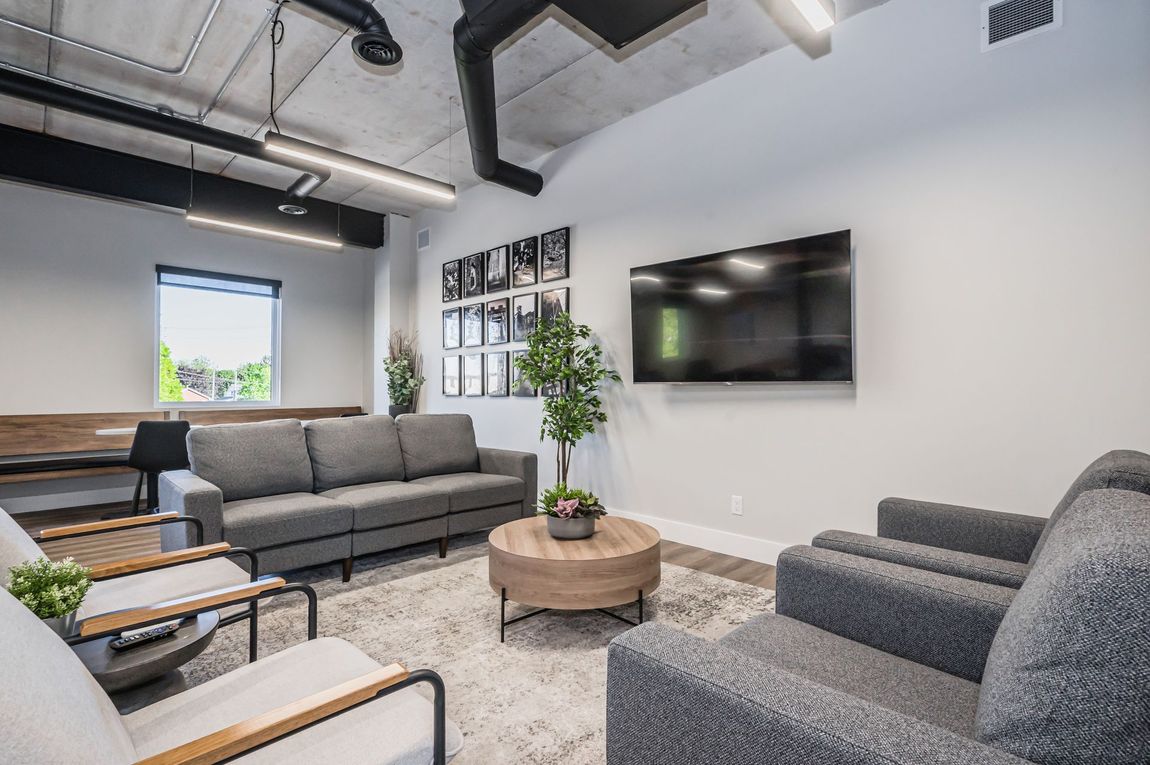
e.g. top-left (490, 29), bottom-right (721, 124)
top-left (790, 0), bottom-right (836, 32)
top-left (729, 258), bottom-right (766, 270)
top-left (186, 214), bottom-right (342, 249)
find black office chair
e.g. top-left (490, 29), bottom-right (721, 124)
top-left (128, 420), bottom-right (191, 515)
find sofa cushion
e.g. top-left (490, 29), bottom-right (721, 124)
top-left (320, 482), bottom-right (449, 530)
top-left (395, 414), bottom-right (479, 480)
top-left (188, 419), bottom-right (314, 502)
top-left (410, 473), bottom-right (524, 513)
top-left (304, 415), bottom-right (406, 492)
top-left (1030, 449), bottom-right (1150, 563)
top-left (976, 489), bottom-right (1150, 764)
top-left (0, 507), bottom-right (44, 587)
top-left (222, 493), bottom-right (352, 549)
top-left (720, 612), bottom-right (981, 736)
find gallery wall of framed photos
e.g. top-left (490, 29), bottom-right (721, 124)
top-left (441, 226), bottom-right (571, 399)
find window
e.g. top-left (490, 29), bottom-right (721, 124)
top-left (156, 266), bottom-right (281, 406)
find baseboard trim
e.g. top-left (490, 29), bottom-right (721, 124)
top-left (610, 509), bottom-right (789, 565)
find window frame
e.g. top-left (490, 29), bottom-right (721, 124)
top-left (153, 265), bottom-right (283, 409)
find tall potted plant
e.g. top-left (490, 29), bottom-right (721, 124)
top-left (382, 330), bottom-right (425, 417)
top-left (515, 313), bottom-right (620, 539)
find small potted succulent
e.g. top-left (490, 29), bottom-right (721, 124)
top-left (7, 556), bottom-right (93, 636)
top-left (537, 484), bottom-right (607, 540)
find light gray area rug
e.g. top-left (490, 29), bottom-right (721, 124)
top-left (185, 538), bottom-right (776, 764)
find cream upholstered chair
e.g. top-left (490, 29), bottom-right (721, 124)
top-left (0, 587), bottom-right (463, 764)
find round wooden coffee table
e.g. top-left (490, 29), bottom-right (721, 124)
top-left (488, 516), bottom-right (661, 642)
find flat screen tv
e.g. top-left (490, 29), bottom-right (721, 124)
top-left (630, 230), bottom-right (853, 384)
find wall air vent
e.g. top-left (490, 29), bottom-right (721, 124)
top-left (981, 0), bottom-right (1061, 52)
top-left (417, 227), bottom-right (431, 251)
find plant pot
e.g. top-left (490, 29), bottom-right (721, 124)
top-left (42, 610), bottom-right (77, 637)
top-left (388, 404), bottom-right (412, 418)
top-left (547, 515), bottom-right (596, 540)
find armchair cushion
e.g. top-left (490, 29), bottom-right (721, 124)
top-left (410, 472), bottom-right (524, 513)
top-left (305, 415), bottom-right (406, 492)
top-left (320, 481), bottom-right (449, 530)
top-left (124, 637), bottom-right (464, 764)
top-left (187, 419), bottom-right (314, 502)
top-left (395, 414), bottom-right (480, 480)
top-left (0, 507), bottom-right (45, 586)
top-left (223, 493), bottom-right (352, 549)
top-left (81, 557), bottom-right (251, 621)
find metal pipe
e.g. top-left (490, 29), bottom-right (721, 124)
top-left (290, 0), bottom-right (403, 65)
top-left (0, 0), bottom-right (223, 77)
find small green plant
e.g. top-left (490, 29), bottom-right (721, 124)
top-left (536, 483), bottom-right (608, 520)
top-left (383, 330), bottom-right (426, 408)
top-left (7, 557), bottom-right (92, 619)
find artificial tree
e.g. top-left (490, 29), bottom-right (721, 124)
top-left (382, 330), bottom-right (425, 414)
top-left (514, 312), bottom-right (620, 484)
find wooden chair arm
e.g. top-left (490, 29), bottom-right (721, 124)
top-left (39, 512), bottom-right (179, 539)
top-left (79, 577), bottom-right (286, 636)
top-left (88, 543), bottom-right (232, 580)
top-left (134, 663), bottom-right (410, 765)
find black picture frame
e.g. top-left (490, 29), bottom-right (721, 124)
top-left (487, 352), bottom-right (509, 397)
top-left (463, 353), bottom-right (484, 396)
top-left (512, 292), bottom-right (537, 342)
top-left (511, 236), bottom-right (538, 287)
top-left (540, 286), bottom-right (570, 324)
top-left (442, 307), bottom-right (461, 349)
top-left (541, 227), bottom-right (570, 282)
top-left (486, 297), bottom-right (510, 345)
top-left (442, 259), bottom-right (461, 303)
top-left (486, 245), bottom-right (510, 293)
top-left (462, 303), bottom-right (484, 347)
top-left (463, 253), bottom-right (485, 298)
top-left (511, 350), bottom-right (537, 397)
top-left (442, 356), bottom-right (461, 397)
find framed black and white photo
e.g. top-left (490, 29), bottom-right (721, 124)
top-left (541, 227), bottom-right (570, 282)
top-left (486, 297), bottom-right (509, 345)
top-left (540, 287), bottom-right (569, 323)
top-left (442, 356), bottom-right (461, 396)
top-left (463, 353), bottom-right (484, 396)
top-left (512, 292), bottom-right (537, 342)
top-left (512, 350), bottom-right (536, 397)
top-left (463, 303), bottom-right (484, 347)
top-left (486, 245), bottom-right (509, 293)
top-left (511, 236), bottom-right (538, 287)
top-left (487, 352), bottom-right (509, 397)
top-left (442, 307), bottom-right (461, 349)
top-left (442, 259), bottom-right (461, 302)
top-left (463, 253), bottom-right (485, 298)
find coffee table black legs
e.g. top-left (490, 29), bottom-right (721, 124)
top-left (499, 588), bottom-right (644, 643)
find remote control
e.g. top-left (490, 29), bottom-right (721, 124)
top-left (109, 622), bottom-right (180, 651)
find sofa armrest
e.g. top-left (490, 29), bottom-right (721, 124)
top-left (776, 545), bottom-right (1016, 681)
top-left (813, 530), bottom-right (1031, 588)
top-left (478, 447), bottom-right (538, 517)
top-left (159, 470), bottom-right (224, 551)
top-left (878, 497), bottom-right (1047, 563)
top-left (607, 624), bottom-right (1031, 765)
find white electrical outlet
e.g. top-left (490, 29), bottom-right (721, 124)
top-left (731, 495), bottom-right (743, 516)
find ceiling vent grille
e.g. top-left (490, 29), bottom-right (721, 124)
top-left (982, 0), bottom-right (1061, 51)
top-left (417, 227), bottom-right (431, 251)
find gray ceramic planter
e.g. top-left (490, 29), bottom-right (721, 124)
top-left (547, 516), bottom-right (596, 540)
top-left (43, 610), bottom-right (77, 637)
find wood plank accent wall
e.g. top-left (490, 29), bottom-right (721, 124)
top-left (178, 406), bottom-right (362, 425)
top-left (0, 466), bottom-right (134, 486)
top-left (0, 412), bottom-right (167, 457)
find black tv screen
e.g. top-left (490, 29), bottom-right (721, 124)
top-left (630, 230), bottom-right (853, 384)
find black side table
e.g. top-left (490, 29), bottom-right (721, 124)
top-left (72, 612), bottom-right (220, 713)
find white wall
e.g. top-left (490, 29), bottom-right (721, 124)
top-left (414, 0), bottom-right (1150, 562)
top-left (0, 182), bottom-right (371, 511)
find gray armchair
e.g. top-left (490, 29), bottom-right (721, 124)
top-left (607, 488), bottom-right (1150, 765)
top-left (812, 449), bottom-right (1150, 587)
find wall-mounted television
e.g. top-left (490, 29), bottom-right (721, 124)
top-left (630, 230), bottom-right (853, 384)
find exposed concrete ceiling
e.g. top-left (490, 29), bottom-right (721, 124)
top-left (0, 0), bottom-right (888, 214)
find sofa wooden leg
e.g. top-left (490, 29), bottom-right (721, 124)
top-left (438, 537), bottom-right (448, 559)
top-left (342, 556), bottom-right (353, 583)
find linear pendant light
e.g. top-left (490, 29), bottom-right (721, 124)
top-left (186, 214), bottom-right (343, 249)
top-left (790, 0), bottom-right (835, 31)
top-left (264, 132), bottom-right (457, 202)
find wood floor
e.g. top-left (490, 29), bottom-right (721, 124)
top-left (14, 504), bottom-right (777, 590)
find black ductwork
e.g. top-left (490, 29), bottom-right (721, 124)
top-left (453, 0), bottom-right (705, 196)
top-left (291, 0), bottom-right (403, 66)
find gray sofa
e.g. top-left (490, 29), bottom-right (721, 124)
top-left (811, 449), bottom-right (1150, 588)
top-left (606, 488), bottom-right (1150, 764)
top-left (160, 413), bottom-right (536, 580)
